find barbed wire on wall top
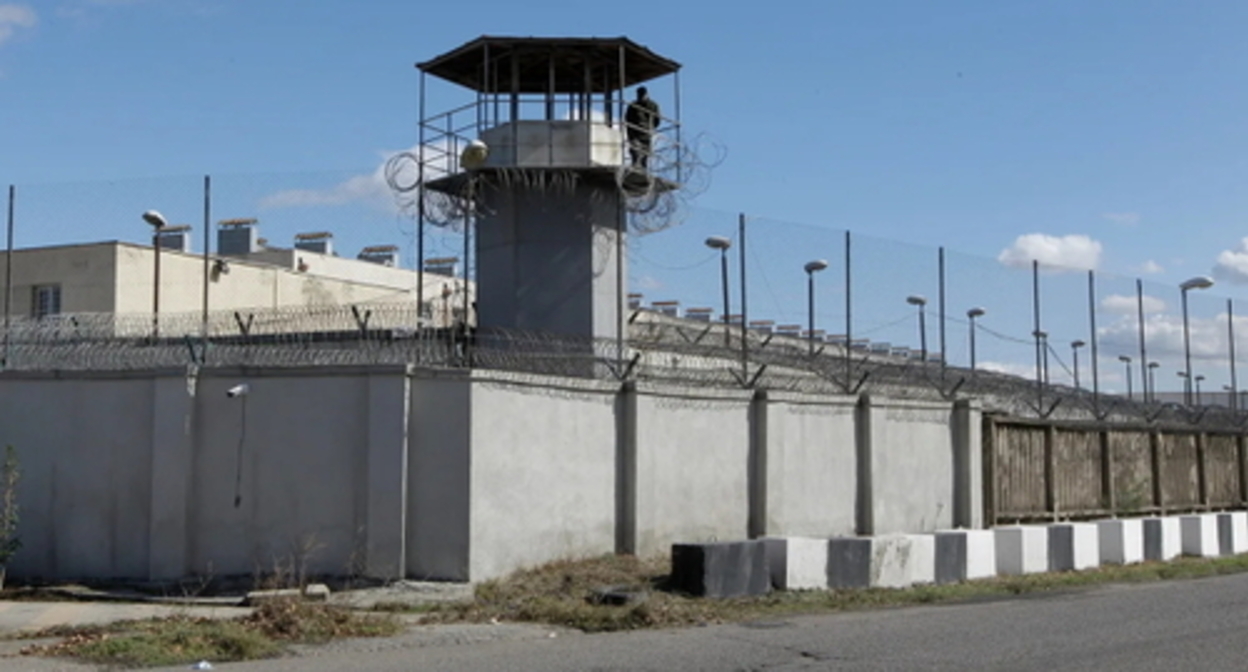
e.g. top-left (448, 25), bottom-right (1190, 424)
top-left (380, 131), bottom-right (726, 237)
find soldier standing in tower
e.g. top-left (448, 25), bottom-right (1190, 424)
top-left (625, 86), bottom-right (660, 169)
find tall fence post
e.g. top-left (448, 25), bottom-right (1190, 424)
top-left (854, 393), bottom-right (874, 536)
top-left (952, 399), bottom-right (982, 528)
top-left (1196, 431), bottom-right (1209, 510)
top-left (614, 381), bottom-right (638, 555)
top-left (1238, 433), bottom-right (1247, 507)
top-left (747, 389), bottom-right (768, 538)
top-left (982, 414), bottom-right (997, 527)
top-left (1150, 429), bottom-right (1164, 514)
top-left (1099, 427), bottom-right (1115, 515)
top-left (1044, 424), bottom-right (1057, 520)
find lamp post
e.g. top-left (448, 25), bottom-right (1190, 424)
top-left (1195, 374), bottom-right (1205, 406)
top-left (907, 295), bottom-right (927, 362)
top-left (1119, 355), bottom-right (1133, 400)
top-left (1180, 275), bottom-right (1214, 405)
top-left (1147, 361), bottom-right (1159, 402)
top-left (804, 259), bottom-right (829, 356)
top-left (1071, 339), bottom-right (1086, 389)
top-left (142, 210), bottom-right (169, 340)
top-left (705, 236), bottom-right (732, 346)
top-left (967, 306), bottom-right (985, 371)
top-left (1177, 371), bottom-right (1189, 405)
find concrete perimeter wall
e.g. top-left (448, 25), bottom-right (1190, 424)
top-left (0, 367), bottom-right (982, 584)
top-left (632, 385), bottom-right (753, 557)
top-left (760, 391), bottom-right (859, 539)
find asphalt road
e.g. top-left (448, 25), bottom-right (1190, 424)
top-left (19, 573), bottom-right (1248, 671)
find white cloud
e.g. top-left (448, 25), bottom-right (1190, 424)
top-left (633, 275), bottom-right (663, 291)
top-left (1213, 238), bottom-right (1248, 285)
top-left (261, 171), bottom-right (390, 209)
top-left (997, 233), bottom-right (1102, 272)
top-left (1102, 212), bottom-right (1140, 227)
top-left (1102, 293), bottom-right (1166, 315)
top-left (1096, 312), bottom-right (1244, 365)
top-left (259, 144), bottom-right (450, 211)
top-left (980, 361), bottom-right (1036, 379)
top-left (1138, 259), bottom-right (1164, 274)
top-left (0, 4), bottom-right (35, 47)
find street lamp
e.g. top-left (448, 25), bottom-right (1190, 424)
top-left (1177, 370), bottom-right (1189, 405)
top-left (1195, 374), bottom-right (1206, 406)
top-left (1180, 275), bottom-right (1214, 405)
top-left (804, 259), bottom-right (829, 355)
top-left (142, 210), bottom-right (169, 340)
top-left (966, 307), bottom-right (985, 371)
top-left (1147, 361), bottom-right (1159, 402)
top-left (1119, 355), bottom-right (1133, 400)
top-left (705, 236), bottom-right (732, 346)
top-left (906, 295), bottom-right (927, 362)
top-left (1071, 339), bottom-right (1086, 389)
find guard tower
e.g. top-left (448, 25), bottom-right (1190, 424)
top-left (416, 36), bottom-right (681, 344)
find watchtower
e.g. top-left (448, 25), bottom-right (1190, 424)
top-left (416, 36), bottom-right (681, 343)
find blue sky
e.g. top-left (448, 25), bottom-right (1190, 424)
top-left (4, 0), bottom-right (1248, 392)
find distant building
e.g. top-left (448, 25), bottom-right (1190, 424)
top-left (0, 222), bottom-right (471, 329)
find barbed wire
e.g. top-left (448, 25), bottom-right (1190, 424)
top-left (3, 304), bottom-right (1244, 430)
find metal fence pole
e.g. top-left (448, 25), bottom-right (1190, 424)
top-left (201, 175), bottom-right (211, 344)
top-left (3, 185), bottom-right (12, 367)
top-left (844, 230), bottom-right (852, 387)
top-left (1089, 270), bottom-right (1100, 417)
top-left (938, 246), bottom-right (946, 376)
top-left (739, 212), bottom-right (748, 383)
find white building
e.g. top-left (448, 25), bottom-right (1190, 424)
top-left (0, 220), bottom-right (470, 331)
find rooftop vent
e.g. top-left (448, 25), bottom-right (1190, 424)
top-left (423, 256), bottom-right (459, 277)
top-left (218, 218), bottom-right (259, 256)
top-left (685, 307), bottom-right (713, 322)
top-left (651, 300), bottom-right (680, 317)
top-left (358, 244), bottom-right (400, 267)
top-left (294, 231), bottom-right (334, 256)
top-left (156, 225), bottom-right (192, 253)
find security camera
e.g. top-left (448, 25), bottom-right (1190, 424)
top-left (226, 383), bottom-right (250, 398)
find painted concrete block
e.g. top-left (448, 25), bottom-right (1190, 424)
top-left (934, 529), bottom-right (996, 584)
top-left (762, 537), bottom-right (829, 590)
top-left (1180, 514), bottom-right (1220, 557)
top-left (1048, 523), bottom-right (1100, 571)
top-left (1217, 512), bottom-right (1248, 556)
top-left (670, 541), bottom-right (771, 598)
top-left (828, 535), bottom-right (936, 589)
top-left (1097, 519), bottom-right (1144, 565)
top-left (994, 526), bottom-right (1048, 576)
top-left (1142, 517), bottom-right (1182, 562)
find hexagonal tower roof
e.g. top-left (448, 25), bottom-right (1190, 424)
top-left (417, 36), bottom-right (680, 92)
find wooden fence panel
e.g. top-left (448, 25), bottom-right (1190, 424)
top-left (1158, 433), bottom-right (1200, 509)
top-left (1206, 434), bottom-right (1240, 507)
top-left (1110, 431), bottom-right (1153, 513)
top-left (986, 420), bottom-right (1246, 524)
top-left (994, 423), bottom-right (1047, 516)
top-left (1053, 428), bottom-right (1102, 513)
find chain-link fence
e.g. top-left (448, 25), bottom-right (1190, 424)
top-left (4, 174), bottom-right (1248, 427)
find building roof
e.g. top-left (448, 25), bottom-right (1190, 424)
top-left (417, 36), bottom-right (680, 93)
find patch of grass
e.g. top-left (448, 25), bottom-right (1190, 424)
top-left (22, 599), bottom-right (402, 668)
top-left (245, 598), bottom-right (402, 643)
top-left (416, 552), bottom-right (1248, 633)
